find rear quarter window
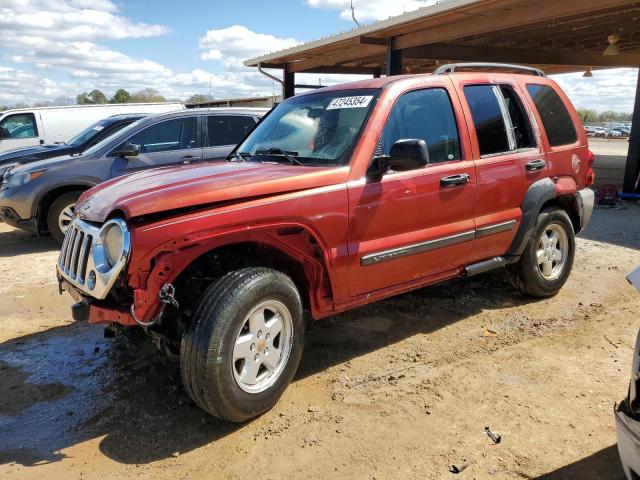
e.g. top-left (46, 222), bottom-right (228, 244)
top-left (526, 84), bottom-right (577, 147)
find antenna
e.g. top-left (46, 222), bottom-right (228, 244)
top-left (350, 0), bottom-right (360, 28)
top-left (208, 76), bottom-right (213, 99)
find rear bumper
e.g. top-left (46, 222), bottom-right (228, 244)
top-left (576, 188), bottom-right (595, 232)
top-left (616, 402), bottom-right (640, 480)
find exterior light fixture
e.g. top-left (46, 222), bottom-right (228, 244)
top-left (583, 67), bottom-right (593, 78)
top-left (603, 34), bottom-right (621, 56)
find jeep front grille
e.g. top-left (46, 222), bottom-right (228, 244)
top-left (57, 217), bottom-right (131, 300)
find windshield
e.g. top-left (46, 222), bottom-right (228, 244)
top-left (81, 117), bottom-right (146, 156)
top-left (67, 119), bottom-right (111, 147)
top-left (236, 89), bottom-right (379, 166)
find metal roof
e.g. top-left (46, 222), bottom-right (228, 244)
top-left (245, 0), bottom-right (640, 75)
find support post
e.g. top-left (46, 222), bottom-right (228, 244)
top-left (623, 68), bottom-right (640, 194)
top-left (386, 40), bottom-right (403, 76)
top-left (283, 64), bottom-right (295, 99)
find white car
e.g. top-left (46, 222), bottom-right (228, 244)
top-left (0, 103), bottom-right (184, 153)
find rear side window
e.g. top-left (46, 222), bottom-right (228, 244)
top-left (378, 88), bottom-right (461, 163)
top-left (464, 85), bottom-right (510, 156)
top-left (127, 117), bottom-right (197, 153)
top-left (207, 115), bottom-right (256, 147)
top-left (526, 84), bottom-right (577, 146)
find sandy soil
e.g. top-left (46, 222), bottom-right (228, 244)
top-left (0, 203), bottom-right (639, 480)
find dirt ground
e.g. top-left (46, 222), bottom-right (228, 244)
top-left (1, 201), bottom-right (639, 479)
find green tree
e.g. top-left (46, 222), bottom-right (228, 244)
top-left (576, 108), bottom-right (597, 123)
top-left (76, 90), bottom-right (108, 104)
top-left (89, 89), bottom-right (108, 104)
top-left (131, 88), bottom-right (166, 103)
top-left (76, 92), bottom-right (91, 104)
top-left (111, 89), bottom-right (131, 104)
top-left (186, 94), bottom-right (213, 105)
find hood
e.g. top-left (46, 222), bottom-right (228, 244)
top-left (77, 161), bottom-right (349, 223)
top-left (0, 144), bottom-right (70, 166)
top-left (8, 154), bottom-right (76, 175)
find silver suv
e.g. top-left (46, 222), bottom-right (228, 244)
top-left (0, 108), bottom-right (266, 242)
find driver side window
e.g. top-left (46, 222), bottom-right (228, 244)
top-left (124, 117), bottom-right (197, 153)
top-left (378, 88), bottom-right (461, 164)
top-left (0, 113), bottom-right (38, 139)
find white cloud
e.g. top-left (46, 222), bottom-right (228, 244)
top-left (307, 0), bottom-right (438, 23)
top-left (552, 69), bottom-right (638, 113)
top-left (199, 25), bottom-right (299, 69)
top-left (0, 0), bottom-right (168, 41)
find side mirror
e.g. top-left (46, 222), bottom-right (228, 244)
top-left (112, 143), bottom-right (139, 158)
top-left (387, 139), bottom-right (429, 171)
top-left (369, 139), bottom-right (429, 177)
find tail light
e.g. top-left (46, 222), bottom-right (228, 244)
top-left (586, 150), bottom-right (595, 186)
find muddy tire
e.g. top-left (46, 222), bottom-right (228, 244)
top-left (507, 207), bottom-right (575, 297)
top-left (180, 268), bottom-right (305, 422)
top-left (47, 191), bottom-right (82, 244)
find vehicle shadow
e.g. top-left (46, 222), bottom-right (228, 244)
top-left (0, 226), bottom-right (57, 257)
top-left (532, 445), bottom-right (625, 479)
top-left (0, 270), bottom-right (537, 467)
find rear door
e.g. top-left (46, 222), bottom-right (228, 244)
top-left (110, 115), bottom-right (202, 177)
top-left (452, 78), bottom-right (547, 263)
top-left (347, 85), bottom-right (476, 296)
top-left (202, 114), bottom-right (258, 161)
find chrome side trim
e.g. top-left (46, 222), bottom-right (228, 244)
top-left (360, 219), bottom-right (518, 266)
top-left (360, 230), bottom-right (475, 266)
top-left (475, 220), bottom-right (517, 239)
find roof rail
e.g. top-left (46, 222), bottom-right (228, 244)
top-left (433, 63), bottom-right (546, 77)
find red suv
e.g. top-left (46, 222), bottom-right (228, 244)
top-left (57, 64), bottom-right (595, 422)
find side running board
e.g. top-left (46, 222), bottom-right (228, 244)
top-left (463, 256), bottom-right (519, 277)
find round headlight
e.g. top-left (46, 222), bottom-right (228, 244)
top-left (103, 223), bottom-right (124, 268)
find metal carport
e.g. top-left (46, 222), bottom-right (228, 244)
top-left (245, 0), bottom-right (640, 194)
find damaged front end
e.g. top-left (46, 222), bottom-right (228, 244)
top-left (56, 217), bottom-right (173, 328)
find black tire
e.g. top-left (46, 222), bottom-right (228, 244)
top-left (46, 191), bottom-right (82, 244)
top-left (507, 207), bottom-right (575, 297)
top-left (180, 268), bottom-right (305, 422)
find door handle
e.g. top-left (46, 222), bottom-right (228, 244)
top-left (181, 155), bottom-right (200, 164)
top-left (440, 174), bottom-right (470, 187)
top-left (525, 159), bottom-right (546, 171)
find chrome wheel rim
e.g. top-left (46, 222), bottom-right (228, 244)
top-left (232, 300), bottom-right (293, 394)
top-left (58, 203), bottom-right (76, 235)
top-left (536, 223), bottom-right (568, 281)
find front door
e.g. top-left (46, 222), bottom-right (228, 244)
top-left (0, 112), bottom-right (41, 152)
top-left (347, 87), bottom-right (476, 296)
top-left (110, 116), bottom-right (202, 177)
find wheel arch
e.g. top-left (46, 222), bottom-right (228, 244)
top-left (133, 223), bottom-right (336, 325)
top-left (36, 182), bottom-right (96, 232)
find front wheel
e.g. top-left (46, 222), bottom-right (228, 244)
top-left (46, 191), bottom-right (82, 244)
top-left (180, 268), bottom-right (305, 422)
top-left (507, 208), bottom-right (575, 297)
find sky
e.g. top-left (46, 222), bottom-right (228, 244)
top-left (0, 0), bottom-right (637, 112)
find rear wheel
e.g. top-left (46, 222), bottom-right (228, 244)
top-left (507, 208), bottom-right (575, 297)
top-left (180, 268), bottom-right (305, 422)
top-left (47, 191), bottom-right (82, 243)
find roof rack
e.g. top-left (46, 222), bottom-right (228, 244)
top-left (433, 62), bottom-right (546, 77)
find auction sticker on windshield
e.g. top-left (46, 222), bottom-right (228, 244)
top-left (327, 96), bottom-right (373, 110)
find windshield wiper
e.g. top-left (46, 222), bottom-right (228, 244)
top-left (254, 148), bottom-right (304, 166)
top-left (229, 151), bottom-right (251, 162)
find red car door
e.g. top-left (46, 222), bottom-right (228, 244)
top-left (347, 85), bottom-right (476, 296)
top-left (451, 76), bottom-right (549, 263)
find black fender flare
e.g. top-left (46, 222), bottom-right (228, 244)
top-left (507, 178), bottom-right (556, 256)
